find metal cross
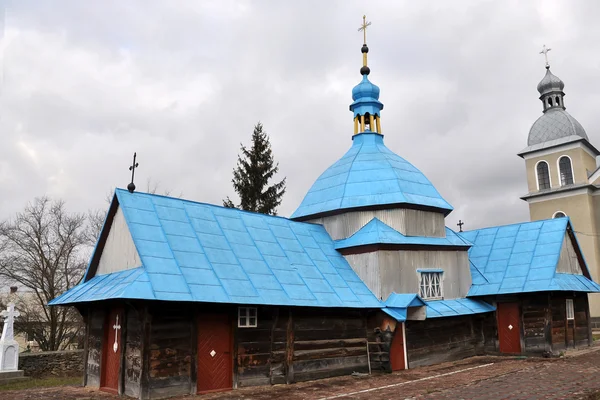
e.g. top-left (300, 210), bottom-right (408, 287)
top-left (128, 152), bottom-right (139, 193)
top-left (540, 44), bottom-right (552, 68)
top-left (112, 315), bottom-right (121, 353)
top-left (358, 15), bottom-right (371, 44)
top-left (457, 220), bottom-right (465, 232)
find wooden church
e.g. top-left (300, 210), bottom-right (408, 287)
top-left (50, 19), bottom-right (600, 400)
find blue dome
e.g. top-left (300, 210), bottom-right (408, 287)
top-left (291, 133), bottom-right (453, 220)
top-left (352, 75), bottom-right (380, 101)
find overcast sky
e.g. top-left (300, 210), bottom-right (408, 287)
top-left (1, 0), bottom-right (599, 231)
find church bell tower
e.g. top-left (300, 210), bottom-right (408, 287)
top-left (518, 46), bottom-right (600, 320)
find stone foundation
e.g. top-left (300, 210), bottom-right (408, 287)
top-left (18, 350), bottom-right (84, 377)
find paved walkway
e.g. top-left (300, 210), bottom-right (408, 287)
top-left (5, 347), bottom-right (600, 400)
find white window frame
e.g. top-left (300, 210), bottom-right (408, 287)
top-left (534, 160), bottom-right (552, 190)
top-left (238, 307), bottom-right (257, 328)
top-left (557, 155), bottom-right (575, 187)
top-left (566, 299), bottom-right (574, 320)
top-left (552, 211), bottom-right (567, 219)
top-left (418, 271), bottom-right (443, 300)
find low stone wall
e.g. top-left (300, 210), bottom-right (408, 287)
top-left (18, 350), bottom-right (84, 377)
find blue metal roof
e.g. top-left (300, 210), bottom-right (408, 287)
top-left (385, 293), bottom-right (426, 308)
top-left (382, 295), bottom-right (494, 321)
top-left (334, 218), bottom-right (471, 250)
top-left (50, 189), bottom-right (382, 308)
top-left (291, 133), bottom-right (454, 220)
top-left (425, 298), bottom-right (495, 318)
top-left (462, 218), bottom-right (600, 296)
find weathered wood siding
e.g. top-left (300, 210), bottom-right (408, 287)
top-left (405, 315), bottom-right (487, 368)
top-left (124, 307), bottom-right (143, 398)
top-left (309, 209), bottom-right (445, 240)
top-left (86, 309), bottom-right (104, 388)
top-left (345, 250), bottom-right (471, 300)
top-left (574, 295), bottom-right (591, 347)
top-left (556, 233), bottom-right (583, 275)
top-left (96, 206), bottom-right (141, 276)
top-left (148, 308), bottom-right (192, 399)
top-left (522, 295), bottom-right (550, 354)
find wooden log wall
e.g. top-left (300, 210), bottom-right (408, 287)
top-left (521, 295), bottom-right (550, 354)
top-left (405, 315), bottom-right (485, 368)
top-left (234, 307), bottom-right (370, 387)
top-left (235, 307), bottom-right (279, 387)
top-left (124, 306), bottom-right (142, 398)
top-left (291, 308), bottom-right (369, 383)
top-left (86, 309), bottom-right (104, 388)
top-left (147, 306), bottom-right (193, 399)
top-left (574, 295), bottom-right (591, 347)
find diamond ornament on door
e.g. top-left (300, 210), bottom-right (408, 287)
top-left (508, 324), bottom-right (513, 330)
top-left (210, 350), bottom-right (216, 357)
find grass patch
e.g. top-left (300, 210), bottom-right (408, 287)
top-left (0, 376), bottom-right (81, 391)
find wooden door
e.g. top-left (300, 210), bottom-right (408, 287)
top-left (197, 314), bottom-right (232, 393)
top-left (497, 302), bottom-right (522, 354)
top-left (390, 322), bottom-right (406, 371)
top-left (100, 308), bottom-right (122, 393)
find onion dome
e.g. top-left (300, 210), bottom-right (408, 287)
top-left (537, 67), bottom-right (565, 96)
top-left (528, 108), bottom-right (588, 146)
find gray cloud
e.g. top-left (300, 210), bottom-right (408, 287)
top-left (2, 0), bottom-right (599, 231)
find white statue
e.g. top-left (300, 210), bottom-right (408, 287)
top-left (0, 303), bottom-right (20, 371)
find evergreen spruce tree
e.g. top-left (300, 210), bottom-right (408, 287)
top-left (223, 122), bottom-right (286, 215)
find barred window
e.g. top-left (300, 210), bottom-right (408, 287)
top-left (566, 299), bottom-right (574, 320)
top-left (559, 156), bottom-right (574, 186)
top-left (419, 272), bottom-right (443, 300)
top-left (536, 161), bottom-right (551, 190)
top-left (238, 307), bottom-right (257, 328)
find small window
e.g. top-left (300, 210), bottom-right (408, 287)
top-left (558, 156), bottom-right (574, 186)
top-left (536, 161), bottom-right (551, 190)
top-left (238, 307), bottom-right (257, 328)
top-left (553, 211), bottom-right (566, 219)
top-left (419, 271), bottom-right (443, 300)
top-left (566, 299), bottom-right (574, 320)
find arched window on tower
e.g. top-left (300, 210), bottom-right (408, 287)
top-left (536, 161), bottom-right (551, 190)
top-left (558, 156), bottom-right (574, 186)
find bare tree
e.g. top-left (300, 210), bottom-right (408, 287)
top-left (0, 197), bottom-right (90, 351)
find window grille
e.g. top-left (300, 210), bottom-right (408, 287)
top-left (566, 299), bottom-right (574, 320)
top-left (419, 272), bottom-right (443, 300)
top-left (536, 162), bottom-right (551, 190)
top-left (559, 157), bottom-right (574, 186)
top-left (238, 307), bottom-right (257, 328)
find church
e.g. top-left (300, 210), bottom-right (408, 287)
top-left (49, 21), bottom-right (600, 399)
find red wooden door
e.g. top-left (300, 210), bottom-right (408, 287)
top-left (390, 323), bottom-right (406, 371)
top-left (197, 314), bottom-right (232, 393)
top-left (497, 302), bottom-right (522, 354)
top-left (100, 308), bottom-right (122, 393)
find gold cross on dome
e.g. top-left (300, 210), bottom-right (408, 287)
top-left (358, 15), bottom-right (371, 44)
top-left (540, 44), bottom-right (552, 68)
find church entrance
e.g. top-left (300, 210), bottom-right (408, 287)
top-left (100, 308), bottom-right (122, 394)
top-left (390, 322), bottom-right (407, 371)
top-left (497, 302), bottom-right (522, 354)
top-left (197, 314), bottom-right (232, 393)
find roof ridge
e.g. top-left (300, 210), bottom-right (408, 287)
top-left (338, 138), bottom-right (365, 210)
top-left (462, 218), bottom-right (558, 233)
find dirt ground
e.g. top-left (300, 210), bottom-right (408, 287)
top-left (4, 347), bottom-right (600, 400)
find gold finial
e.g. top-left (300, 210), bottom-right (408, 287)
top-left (358, 15), bottom-right (371, 45)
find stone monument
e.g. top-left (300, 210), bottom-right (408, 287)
top-left (0, 303), bottom-right (25, 383)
